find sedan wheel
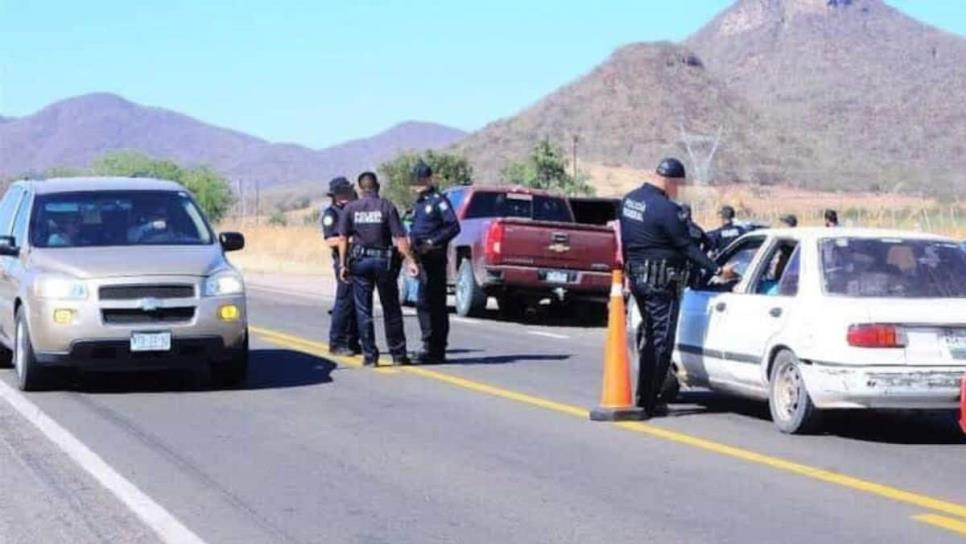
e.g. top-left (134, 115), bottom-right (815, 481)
top-left (768, 350), bottom-right (822, 434)
top-left (14, 309), bottom-right (50, 391)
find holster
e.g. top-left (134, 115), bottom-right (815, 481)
top-left (630, 260), bottom-right (689, 293)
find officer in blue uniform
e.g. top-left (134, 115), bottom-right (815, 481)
top-left (321, 176), bottom-right (361, 356)
top-left (620, 158), bottom-right (723, 417)
top-left (707, 205), bottom-right (746, 255)
top-left (337, 172), bottom-right (418, 366)
top-left (408, 162), bottom-right (461, 364)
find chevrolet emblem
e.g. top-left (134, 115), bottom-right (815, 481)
top-left (140, 297), bottom-right (162, 312)
top-left (547, 243), bottom-right (571, 253)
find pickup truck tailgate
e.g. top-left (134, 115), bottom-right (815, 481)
top-left (499, 219), bottom-right (615, 272)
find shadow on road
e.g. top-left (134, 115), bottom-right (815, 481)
top-left (669, 391), bottom-right (966, 445)
top-left (69, 349), bottom-right (336, 393)
top-left (437, 352), bottom-right (571, 366)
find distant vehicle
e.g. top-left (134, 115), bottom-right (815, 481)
top-left (0, 177), bottom-right (249, 390)
top-left (629, 227), bottom-right (966, 434)
top-left (443, 186), bottom-right (617, 318)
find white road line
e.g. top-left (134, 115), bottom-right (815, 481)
top-left (0, 379), bottom-right (206, 544)
top-left (527, 330), bottom-right (569, 340)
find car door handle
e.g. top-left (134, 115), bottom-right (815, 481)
top-left (715, 302), bottom-right (727, 312)
top-left (769, 307), bottom-right (783, 318)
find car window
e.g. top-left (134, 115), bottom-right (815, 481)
top-left (0, 187), bottom-right (23, 235)
top-left (30, 190), bottom-right (214, 248)
top-left (821, 237), bottom-right (966, 298)
top-left (463, 192), bottom-right (574, 222)
top-left (751, 240), bottom-right (799, 296)
top-left (11, 190), bottom-right (31, 247)
top-left (718, 236), bottom-right (766, 279)
top-left (777, 246), bottom-right (801, 296)
top-left (446, 188), bottom-right (466, 214)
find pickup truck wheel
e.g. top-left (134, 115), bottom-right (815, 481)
top-left (213, 330), bottom-right (249, 388)
top-left (769, 350), bottom-right (822, 434)
top-left (14, 309), bottom-right (52, 391)
top-left (455, 260), bottom-right (486, 317)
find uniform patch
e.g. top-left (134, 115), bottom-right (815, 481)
top-left (438, 201), bottom-right (449, 211)
top-left (323, 215), bottom-right (334, 226)
top-left (354, 211), bottom-right (384, 224)
top-left (425, 204), bottom-right (433, 214)
top-left (622, 199), bottom-right (646, 222)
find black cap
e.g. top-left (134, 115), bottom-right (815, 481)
top-left (327, 176), bottom-right (352, 196)
top-left (719, 205), bottom-right (736, 220)
top-left (780, 214), bottom-right (798, 227)
top-left (656, 157), bottom-right (686, 179)
top-left (824, 209), bottom-right (838, 224)
top-left (411, 161), bottom-right (433, 182)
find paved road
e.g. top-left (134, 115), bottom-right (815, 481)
top-left (1, 278), bottom-right (964, 543)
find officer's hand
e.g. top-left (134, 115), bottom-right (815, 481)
top-left (339, 266), bottom-right (349, 283)
top-left (406, 261), bottom-right (419, 278)
top-left (720, 263), bottom-right (738, 281)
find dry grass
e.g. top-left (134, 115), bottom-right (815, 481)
top-left (219, 221), bottom-right (334, 276)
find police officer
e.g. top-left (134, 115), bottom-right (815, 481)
top-left (620, 158), bottom-right (723, 417)
top-left (707, 205), bottom-right (746, 255)
top-left (678, 203), bottom-right (713, 288)
top-left (408, 162), bottom-right (461, 365)
top-left (824, 209), bottom-right (839, 227)
top-left (337, 172), bottom-right (418, 366)
top-left (321, 176), bottom-right (361, 356)
top-left (780, 214), bottom-right (798, 228)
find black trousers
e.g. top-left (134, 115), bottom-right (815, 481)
top-left (629, 276), bottom-right (682, 412)
top-left (329, 263), bottom-right (359, 350)
top-left (350, 256), bottom-right (407, 361)
top-left (416, 252), bottom-right (449, 357)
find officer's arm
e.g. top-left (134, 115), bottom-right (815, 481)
top-left (387, 205), bottom-right (418, 264)
top-left (431, 196), bottom-right (461, 247)
top-left (336, 208), bottom-right (353, 271)
top-left (394, 236), bottom-right (417, 264)
top-left (321, 210), bottom-right (341, 248)
top-left (667, 213), bottom-right (718, 274)
top-left (337, 237), bottom-right (349, 270)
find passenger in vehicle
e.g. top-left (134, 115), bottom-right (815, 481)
top-left (757, 247), bottom-right (794, 295)
top-left (47, 214), bottom-right (83, 247)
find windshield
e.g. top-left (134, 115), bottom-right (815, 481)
top-left (463, 192), bottom-right (573, 222)
top-left (820, 237), bottom-right (966, 298)
top-left (30, 190), bottom-right (214, 248)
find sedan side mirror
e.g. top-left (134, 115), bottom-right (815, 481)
top-left (0, 235), bottom-right (20, 257)
top-left (219, 232), bottom-right (245, 252)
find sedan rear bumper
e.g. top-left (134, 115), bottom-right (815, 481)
top-left (803, 362), bottom-right (965, 409)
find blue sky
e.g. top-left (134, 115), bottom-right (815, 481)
top-left (1, 1), bottom-right (964, 148)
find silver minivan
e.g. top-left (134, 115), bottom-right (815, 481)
top-left (0, 177), bottom-right (248, 390)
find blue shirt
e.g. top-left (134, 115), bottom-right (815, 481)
top-left (409, 187), bottom-right (461, 250)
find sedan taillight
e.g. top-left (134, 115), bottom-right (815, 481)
top-left (847, 324), bottom-right (906, 348)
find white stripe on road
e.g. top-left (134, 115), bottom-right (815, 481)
top-left (527, 330), bottom-right (569, 340)
top-left (0, 379), bottom-right (206, 544)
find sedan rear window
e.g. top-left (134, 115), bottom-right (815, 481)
top-left (463, 192), bottom-right (573, 222)
top-left (820, 237), bottom-right (966, 298)
top-left (31, 190), bottom-right (214, 248)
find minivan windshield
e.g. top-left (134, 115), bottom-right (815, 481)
top-left (463, 192), bottom-right (573, 222)
top-left (30, 190), bottom-right (214, 248)
top-left (820, 237), bottom-right (966, 298)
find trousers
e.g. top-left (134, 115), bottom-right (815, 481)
top-left (629, 276), bottom-right (682, 412)
top-left (350, 256), bottom-right (407, 361)
top-left (416, 252), bottom-right (449, 357)
top-left (329, 262), bottom-right (359, 350)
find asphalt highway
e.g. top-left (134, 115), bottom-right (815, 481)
top-left (1, 281), bottom-right (964, 543)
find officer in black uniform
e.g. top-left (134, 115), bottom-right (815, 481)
top-left (620, 158), bottom-right (723, 417)
top-left (321, 176), bottom-right (361, 356)
top-left (678, 203), bottom-right (714, 288)
top-left (707, 205), bottom-right (746, 256)
top-left (337, 172), bottom-right (418, 366)
top-left (408, 162), bottom-right (461, 365)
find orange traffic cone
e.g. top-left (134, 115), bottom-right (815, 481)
top-left (590, 270), bottom-right (645, 421)
top-left (959, 372), bottom-right (965, 435)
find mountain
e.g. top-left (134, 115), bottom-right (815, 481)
top-left (459, 0), bottom-right (966, 193)
top-left (0, 93), bottom-right (466, 187)
top-left (687, 0), bottom-right (966, 192)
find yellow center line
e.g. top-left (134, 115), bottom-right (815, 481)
top-left (250, 325), bottom-right (966, 520)
top-left (914, 513), bottom-right (966, 536)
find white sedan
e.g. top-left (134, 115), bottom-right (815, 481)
top-left (629, 228), bottom-right (966, 434)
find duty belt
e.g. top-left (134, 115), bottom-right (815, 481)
top-left (629, 259), bottom-right (689, 290)
top-left (351, 246), bottom-right (393, 259)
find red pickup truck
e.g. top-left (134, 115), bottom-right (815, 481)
top-left (441, 186), bottom-right (618, 317)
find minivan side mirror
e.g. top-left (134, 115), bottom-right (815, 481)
top-left (219, 232), bottom-right (245, 252)
top-left (0, 236), bottom-right (19, 257)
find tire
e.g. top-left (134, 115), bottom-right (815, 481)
top-left (213, 330), bottom-right (249, 388)
top-left (13, 308), bottom-right (52, 391)
top-left (768, 349), bottom-right (822, 434)
top-left (455, 260), bottom-right (486, 317)
top-left (498, 296), bottom-right (526, 319)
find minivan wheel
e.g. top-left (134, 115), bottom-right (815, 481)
top-left (455, 260), bottom-right (486, 317)
top-left (769, 350), bottom-right (822, 434)
top-left (14, 309), bottom-right (51, 391)
top-left (213, 331), bottom-right (249, 388)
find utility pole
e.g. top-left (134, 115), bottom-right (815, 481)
top-left (571, 134), bottom-right (579, 181)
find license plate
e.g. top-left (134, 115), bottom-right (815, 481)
top-left (942, 330), bottom-right (966, 359)
top-left (546, 270), bottom-right (569, 284)
top-left (130, 332), bottom-right (171, 352)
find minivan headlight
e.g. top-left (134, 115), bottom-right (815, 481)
top-left (34, 277), bottom-right (89, 300)
top-left (204, 272), bottom-right (244, 297)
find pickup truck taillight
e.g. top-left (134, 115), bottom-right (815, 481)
top-left (485, 221), bottom-right (505, 264)
top-left (847, 324), bottom-right (906, 348)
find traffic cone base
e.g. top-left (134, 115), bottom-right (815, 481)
top-left (590, 269), bottom-right (645, 422)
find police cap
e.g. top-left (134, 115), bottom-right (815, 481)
top-left (656, 157), bottom-right (686, 179)
top-left (327, 176), bottom-right (353, 196)
top-left (411, 161), bottom-right (433, 183)
top-left (719, 205), bottom-right (736, 220)
top-left (780, 214), bottom-right (798, 227)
